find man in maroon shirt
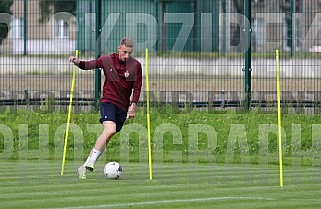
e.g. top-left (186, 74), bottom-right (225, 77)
top-left (69, 37), bottom-right (142, 179)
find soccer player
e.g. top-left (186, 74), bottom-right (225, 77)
top-left (69, 37), bottom-right (142, 179)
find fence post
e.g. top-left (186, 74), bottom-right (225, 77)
top-left (290, 0), bottom-right (295, 56)
top-left (94, 0), bottom-right (102, 109)
top-left (243, 0), bottom-right (251, 110)
top-left (221, 0), bottom-right (226, 54)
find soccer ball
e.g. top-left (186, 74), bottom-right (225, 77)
top-left (104, 161), bottom-right (122, 179)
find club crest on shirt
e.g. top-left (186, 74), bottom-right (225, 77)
top-left (124, 71), bottom-right (130, 78)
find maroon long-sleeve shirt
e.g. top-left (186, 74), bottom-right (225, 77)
top-left (78, 53), bottom-right (142, 110)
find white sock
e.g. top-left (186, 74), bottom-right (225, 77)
top-left (84, 157), bottom-right (92, 166)
top-left (84, 149), bottom-right (101, 166)
top-left (90, 148), bottom-right (101, 161)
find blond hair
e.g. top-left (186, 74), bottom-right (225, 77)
top-left (120, 37), bottom-right (134, 48)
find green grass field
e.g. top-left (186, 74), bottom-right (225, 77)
top-left (1, 160), bottom-right (321, 209)
top-left (1, 108), bottom-right (321, 208)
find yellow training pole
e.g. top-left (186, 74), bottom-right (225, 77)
top-left (276, 49), bottom-right (284, 187)
top-left (145, 48), bottom-right (153, 180)
top-left (61, 50), bottom-right (79, 175)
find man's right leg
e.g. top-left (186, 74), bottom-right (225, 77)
top-left (78, 121), bottom-right (116, 179)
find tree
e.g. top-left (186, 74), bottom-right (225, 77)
top-left (39, 0), bottom-right (76, 22)
top-left (0, 0), bottom-right (13, 45)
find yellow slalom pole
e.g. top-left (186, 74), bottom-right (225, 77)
top-left (276, 49), bottom-right (284, 187)
top-left (145, 48), bottom-right (153, 180)
top-left (61, 50), bottom-right (79, 175)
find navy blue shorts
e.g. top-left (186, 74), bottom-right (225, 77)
top-left (99, 102), bottom-right (127, 132)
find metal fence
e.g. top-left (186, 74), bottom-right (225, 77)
top-left (1, 0), bottom-right (321, 113)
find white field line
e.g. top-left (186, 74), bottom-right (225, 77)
top-left (52, 196), bottom-right (276, 209)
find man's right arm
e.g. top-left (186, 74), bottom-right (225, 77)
top-left (69, 56), bottom-right (103, 70)
top-left (69, 56), bottom-right (80, 66)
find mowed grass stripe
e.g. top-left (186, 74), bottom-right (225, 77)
top-left (3, 179), bottom-right (321, 197)
top-left (3, 169), bottom-right (312, 183)
top-left (1, 187), bottom-right (320, 208)
top-left (2, 160), bottom-right (320, 173)
top-left (0, 178), bottom-right (278, 209)
top-left (1, 162), bottom-right (320, 187)
top-left (4, 186), bottom-right (320, 209)
top-left (0, 180), bottom-right (282, 209)
top-left (0, 188), bottom-right (282, 204)
top-left (1, 161), bottom-right (321, 209)
top-left (0, 196), bottom-right (276, 209)
top-left (50, 196), bottom-right (321, 209)
top-left (2, 160), bottom-right (318, 177)
top-left (3, 160), bottom-right (320, 171)
top-left (0, 187), bottom-right (266, 203)
top-left (0, 162), bottom-right (280, 185)
top-left (49, 196), bottom-right (276, 209)
top-left (1, 170), bottom-right (320, 187)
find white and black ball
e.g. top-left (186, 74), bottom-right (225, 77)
top-left (104, 162), bottom-right (122, 179)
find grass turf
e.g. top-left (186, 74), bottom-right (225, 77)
top-left (1, 109), bottom-right (321, 208)
top-left (0, 160), bottom-right (321, 209)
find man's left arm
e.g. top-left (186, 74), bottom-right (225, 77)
top-left (127, 102), bottom-right (137, 119)
top-left (127, 62), bottom-right (142, 119)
